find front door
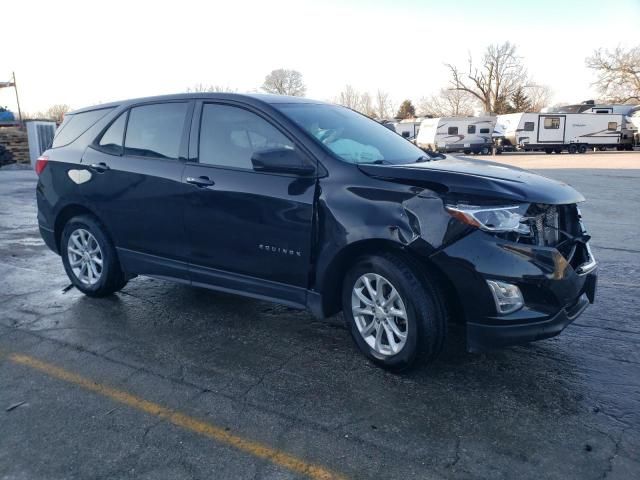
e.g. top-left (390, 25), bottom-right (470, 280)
top-left (538, 115), bottom-right (565, 143)
top-left (81, 101), bottom-right (193, 279)
top-left (183, 102), bottom-right (316, 303)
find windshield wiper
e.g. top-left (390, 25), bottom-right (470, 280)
top-left (358, 159), bottom-right (392, 165)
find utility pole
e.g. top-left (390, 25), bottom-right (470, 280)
top-left (13, 72), bottom-right (23, 128)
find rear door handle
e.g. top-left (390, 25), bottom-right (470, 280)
top-left (90, 162), bottom-right (110, 173)
top-left (185, 176), bottom-right (215, 188)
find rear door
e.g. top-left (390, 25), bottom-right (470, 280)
top-left (538, 115), bottom-right (565, 143)
top-left (81, 101), bottom-right (194, 279)
top-left (182, 102), bottom-right (316, 301)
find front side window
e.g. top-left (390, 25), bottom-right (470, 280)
top-left (544, 117), bottom-right (561, 129)
top-left (524, 122), bottom-right (535, 131)
top-left (480, 128), bottom-right (490, 134)
top-left (275, 103), bottom-right (425, 165)
top-left (199, 104), bottom-right (294, 169)
top-left (467, 125), bottom-right (476, 134)
top-left (124, 103), bottom-right (188, 159)
top-left (98, 112), bottom-right (127, 155)
top-left (53, 108), bottom-right (114, 148)
top-left (608, 122), bottom-right (618, 130)
top-left (448, 126), bottom-right (459, 135)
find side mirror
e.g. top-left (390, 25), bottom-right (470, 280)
top-left (251, 148), bottom-right (315, 176)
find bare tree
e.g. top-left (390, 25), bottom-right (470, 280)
top-left (526, 84), bottom-right (553, 112)
top-left (359, 92), bottom-right (377, 118)
top-left (586, 46), bottom-right (640, 103)
top-left (374, 90), bottom-right (393, 119)
top-left (418, 89), bottom-right (477, 117)
top-left (45, 104), bottom-right (71, 123)
top-left (261, 69), bottom-right (306, 96)
top-left (336, 85), bottom-right (362, 110)
top-left (186, 83), bottom-right (236, 93)
top-left (447, 42), bottom-right (528, 114)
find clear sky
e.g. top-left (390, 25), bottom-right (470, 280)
top-left (2, 0), bottom-right (639, 113)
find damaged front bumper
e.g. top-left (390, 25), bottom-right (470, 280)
top-left (426, 230), bottom-right (597, 352)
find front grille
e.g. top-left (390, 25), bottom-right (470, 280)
top-left (533, 205), bottom-right (559, 246)
top-left (520, 204), bottom-right (571, 247)
top-left (514, 203), bottom-right (593, 271)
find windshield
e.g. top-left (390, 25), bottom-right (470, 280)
top-left (276, 103), bottom-right (425, 164)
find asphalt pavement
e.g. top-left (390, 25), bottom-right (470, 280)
top-left (1, 153), bottom-right (639, 479)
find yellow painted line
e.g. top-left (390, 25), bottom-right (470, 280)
top-left (8, 352), bottom-right (346, 480)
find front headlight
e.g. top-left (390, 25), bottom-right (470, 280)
top-left (445, 204), bottom-right (531, 234)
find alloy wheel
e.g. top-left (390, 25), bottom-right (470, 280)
top-left (67, 228), bottom-right (103, 285)
top-left (351, 273), bottom-right (409, 357)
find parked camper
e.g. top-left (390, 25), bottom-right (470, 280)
top-left (629, 108), bottom-right (640, 146)
top-left (543, 103), bottom-right (638, 150)
top-left (494, 112), bottom-right (629, 153)
top-left (392, 119), bottom-right (422, 139)
top-left (416, 116), bottom-right (495, 154)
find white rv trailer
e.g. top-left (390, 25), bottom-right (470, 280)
top-left (629, 109), bottom-right (640, 146)
top-left (581, 105), bottom-right (638, 149)
top-left (392, 119), bottom-right (423, 139)
top-left (416, 116), bottom-right (496, 154)
top-left (494, 112), bottom-right (626, 153)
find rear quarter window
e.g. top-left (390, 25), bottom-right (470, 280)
top-left (52, 108), bottom-right (114, 148)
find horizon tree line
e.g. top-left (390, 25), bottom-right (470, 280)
top-left (15, 43), bottom-right (639, 122)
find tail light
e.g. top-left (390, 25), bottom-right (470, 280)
top-left (35, 156), bottom-right (49, 175)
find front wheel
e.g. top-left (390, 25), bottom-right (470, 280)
top-left (342, 253), bottom-right (446, 371)
top-left (61, 215), bottom-right (127, 297)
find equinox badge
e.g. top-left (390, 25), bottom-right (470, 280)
top-left (258, 244), bottom-right (302, 257)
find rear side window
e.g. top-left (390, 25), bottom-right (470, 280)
top-left (124, 103), bottom-right (188, 159)
top-left (199, 104), bottom-right (294, 169)
top-left (467, 125), bottom-right (476, 134)
top-left (448, 126), bottom-right (458, 135)
top-left (480, 128), bottom-right (490, 134)
top-left (52, 108), bottom-right (114, 148)
top-left (98, 113), bottom-right (127, 155)
top-left (608, 122), bottom-right (618, 130)
top-left (524, 122), bottom-right (535, 131)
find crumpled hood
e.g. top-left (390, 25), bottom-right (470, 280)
top-left (357, 157), bottom-right (585, 204)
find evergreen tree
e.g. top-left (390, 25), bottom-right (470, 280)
top-left (396, 100), bottom-right (416, 119)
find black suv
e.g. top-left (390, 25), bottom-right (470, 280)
top-left (36, 94), bottom-right (597, 370)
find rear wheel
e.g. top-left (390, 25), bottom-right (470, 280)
top-left (545, 148), bottom-right (553, 154)
top-left (463, 149), bottom-right (471, 155)
top-left (554, 148), bottom-right (563, 154)
top-left (480, 146), bottom-right (490, 155)
top-left (61, 215), bottom-right (127, 297)
top-left (342, 253), bottom-right (446, 371)
top-left (568, 144), bottom-right (578, 154)
top-left (578, 144), bottom-right (587, 154)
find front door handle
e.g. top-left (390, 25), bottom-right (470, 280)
top-left (89, 162), bottom-right (110, 173)
top-left (185, 176), bottom-right (215, 188)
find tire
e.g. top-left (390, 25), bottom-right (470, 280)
top-left (578, 145), bottom-right (587, 154)
top-left (568, 144), bottom-right (578, 154)
top-left (545, 148), bottom-right (553, 154)
top-left (463, 149), bottom-right (471, 155)
top-left (554, 148), bottom-right (563, 154)
top-left (342, 253), bottom-right (447, 371)
top-left (480, 146), bottom-right (490, 155)
top-left (61, 214), bottom-right (127, 297)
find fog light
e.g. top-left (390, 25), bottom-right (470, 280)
top-left (487, 280), bottom-right (524, 314)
